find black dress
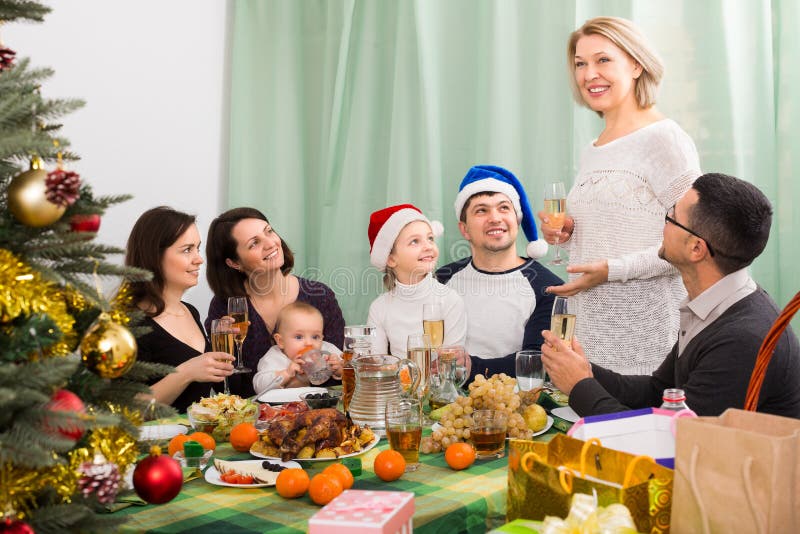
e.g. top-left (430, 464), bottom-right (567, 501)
top-left (136, 302), bottom-right (223, 413)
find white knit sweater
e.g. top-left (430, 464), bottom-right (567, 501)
top-left (367, 274), bottom-right (467, 359)
top-left (566, 119), bottom-right (701, 374)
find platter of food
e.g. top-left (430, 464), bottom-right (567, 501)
top-left (431, 416), bottom-right (554, 439)
top-left (187, 393), bottom-right (258, 441)
top-left (250, 435), bottom-right (379, 462)
top-left (205, 459), bottom-right (300, 488)
top-left (250, 406), bottom-right (378, 461)
top-left (258, 387), bottom-right (328, 404)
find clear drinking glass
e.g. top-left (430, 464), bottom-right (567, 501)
top-left (385, 397), bottom-right (423, 471)
top-left (547, 296), bottom-right (576, 390)
top-left (406, 334), bottom-right (432, 399)
top-left (515, 350), bottom-right (545, 392)
top-left (544, 182), bottom-right (567, 266)
top-left (422, 303), bottom-right (444, 348)
top-left (227, 296), bottom-right (251, 374)
top-left (470, 409), bottom-right (507, 459)
top-left (210, 318), bottom-right (235, 394)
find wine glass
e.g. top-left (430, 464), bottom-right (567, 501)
top-left (515, 350), bottom-right (544, 392)
top-left (210, 319), bottom-right (235, 394)
top-left (406, 334), bottom-right (432, 399)
top-left (547, 296), bottom-right (575, 390)
top-left (544, 182), bottom-right (567, 265)
top-left (227, 296), bottom-right (251, 374)
top-left (422, 303), bottom-right (444, 348)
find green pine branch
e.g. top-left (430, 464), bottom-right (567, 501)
top-left (0, 0), bottom-right (50, 22)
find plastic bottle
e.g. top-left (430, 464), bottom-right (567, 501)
top-left (660, 388), bottom-right (689, 412)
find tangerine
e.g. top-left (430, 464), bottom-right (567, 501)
top-left (373, 449), bottom-right (406, 481)
top-left (229, 423), bottom-right (259, 452)
top-left (167, 434), bottom-right (191, 457)
top-left (445, 442), bottom-right (476, 471)
top-left (188, 431), bottom-right (216, 451)
top-left (322, 463), bottom-right (354, 490)
top-left (275, 468), bottom-right (310, 499)
top-left (308, 473), bottom-right (343, 505)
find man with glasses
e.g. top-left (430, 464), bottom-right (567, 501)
top-left (541, 173), bottom-right (800, 417)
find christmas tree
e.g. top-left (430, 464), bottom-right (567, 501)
top-left (0, 1), bottom-right (173, 531)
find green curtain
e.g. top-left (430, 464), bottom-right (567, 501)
top-left (228, 0), bottom-right (799, 328)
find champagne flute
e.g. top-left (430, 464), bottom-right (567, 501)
top-left (422, 303), bottom-right (444, 348)
top-left (406, 334), bottom-right (432, 399)
top-left (210, 319), bottom-right (235, 394)
top-left (227, 296), bottom-right (251, 374)
top-left (544, 182), bottom-right (567, 266)
top-left (547, 296), bottom-right (576, 390)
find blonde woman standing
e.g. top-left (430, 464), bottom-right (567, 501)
top-left (540, 17), bottom-right (702, 374)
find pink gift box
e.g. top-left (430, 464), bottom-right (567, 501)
top-left (309, 489), bottom-right (415, 534)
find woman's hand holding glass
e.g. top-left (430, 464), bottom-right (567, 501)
top-left (209, 318), bottom-right (237, 394)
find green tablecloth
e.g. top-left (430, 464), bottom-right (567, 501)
top-left (116, 419), bottom-right (566, 533)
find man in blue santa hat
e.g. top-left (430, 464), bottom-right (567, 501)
top-left (437, 165), bottom-right (563, 381)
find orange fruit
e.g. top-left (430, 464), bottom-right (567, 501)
top-left (373, 449), bottom-right (406, 482)
top-left (167, 434), bottom-right (191, 457)
top-left (322, 463), bottom-right (354, 490)
top-left (445, 442), bottom-right (476, 471)
top-left (188, 431), bottom-right (216, 451)
top-left (308, 473), bottom-right (343, 505)
top-left (275, 468), bottom-right (310, 499)
top-left (229, 423), bottom-right (259, 452)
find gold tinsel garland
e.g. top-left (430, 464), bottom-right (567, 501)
top-left (0, 248), bottom-right (75, 356)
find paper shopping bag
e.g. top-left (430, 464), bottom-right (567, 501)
top-left (672, 409), bottom-right (800, 533)
top-left (672, 290), bottom-right (800, 534)
top-left (507, 434), bottom-right (673, 533)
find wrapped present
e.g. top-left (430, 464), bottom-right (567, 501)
top-left (569, 407), bottom-right (696, 469)
top-left (507, 434), bottom-right (673, 533)
top-left (309, 489), bottom-right (414, 534)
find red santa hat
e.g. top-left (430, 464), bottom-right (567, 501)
top-left (368, 204), bottom-right (444, 271)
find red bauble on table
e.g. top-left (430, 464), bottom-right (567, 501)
top-left (133, 447), bottom-right (183, 504)
top-left (45, 389), bottom-right (86, 441)
top-left (70, 213), bottom-right (101, 233)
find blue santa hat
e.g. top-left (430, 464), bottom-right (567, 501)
top-left (454, 165), bottom-right (549, 259)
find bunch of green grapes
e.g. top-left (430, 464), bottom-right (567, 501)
top-left (421, 374), bottom-right (531, 453)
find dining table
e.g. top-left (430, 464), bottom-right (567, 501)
top-left (115, 413), bottom-right (570, 533)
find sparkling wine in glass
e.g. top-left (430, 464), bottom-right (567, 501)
top-left (547, 296), bottom-right (575, 389)
top-left (406, 334), bottom-right (432, 399)
top-left (544, 182), bottom-right (567, 266)
top-left (422, 303), bottom-right (444, 348)
top-left (210, 319), bottom-right (235, 394)
top-left (227, 296), bottom-right (251, 374)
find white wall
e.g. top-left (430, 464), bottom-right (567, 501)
top-left (5, 0), bottom-right (230, 315)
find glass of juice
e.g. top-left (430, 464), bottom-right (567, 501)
top-left (385, 397), bottom-right (423, 471)
top-left (470, 409), bottom-right (507, 459)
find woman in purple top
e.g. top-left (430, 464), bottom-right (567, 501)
top-left (205, 207), bottom-right (345, 397)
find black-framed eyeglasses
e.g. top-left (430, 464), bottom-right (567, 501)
top-left (664, 205), bottom-right (716, 257)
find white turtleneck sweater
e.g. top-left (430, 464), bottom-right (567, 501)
top-left (367, 274), bottom-right (467, 358)
top-left (567, 118), bottom-right (701, 374)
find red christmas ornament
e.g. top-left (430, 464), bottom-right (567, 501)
top-left (0, 517), bottom-right (34, 534)
top-left (132, 446), bottom-right (183, 504)
top-left (70, 213), bottom-right (101, 233)
top-left (0, 47), bottom-right (16, 72)
top-left (45, 389), bottom-right (86, 441)
top-left (45, 168), bottom-right (81, 207)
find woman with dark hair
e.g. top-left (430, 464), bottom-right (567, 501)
top-left (205, 207), bottom-right (345, 397)
top-left (126, 206), bottom-right (234, 412)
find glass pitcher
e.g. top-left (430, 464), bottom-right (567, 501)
top-left (341, 325), bottom-right (375, 412)
top-left (349, 354), bottom-right (420, 433)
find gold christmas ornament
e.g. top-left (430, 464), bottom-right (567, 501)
top-left (87, 427), bottom-right (138, 475)
top-left (0, 248), bottom-right (75, 356)
top-left (7, 157), bottom-right (66, 227)
top-left (80, 312), bottom-right (137, 379)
